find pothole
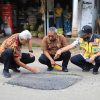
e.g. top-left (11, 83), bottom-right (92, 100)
top-left (7, 73), bottom-right (82, 90)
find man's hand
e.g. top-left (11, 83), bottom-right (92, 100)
top-left (29, 52), bottom-right (34, 57)
top-left (27, 66), bottom-right (40, 73)
top-left (50, 59), bottom-right (56, 66)
top-left (14, 57), bottom-right (40, 73)
top-left (54, 49), bottom-right (62, 60)
top-left (89, 55), bottom-right (96, 63)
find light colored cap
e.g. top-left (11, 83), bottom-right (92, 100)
top-left (19, 30), bottom-right (32, 40)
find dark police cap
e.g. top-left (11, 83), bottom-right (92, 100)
top-left (79, 25), bottom-right (92, 37)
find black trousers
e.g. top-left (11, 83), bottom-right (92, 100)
top-left (38, 51), bottom-right (71, 69)
top-left (0, 48), bottom-right (35, 71)
top-left (70, 54), bottom-right (100, 71)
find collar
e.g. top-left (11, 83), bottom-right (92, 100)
top-left (16, 35), bottom-right (22, 47)
top-left (47, 35), bottom-right (59, 43)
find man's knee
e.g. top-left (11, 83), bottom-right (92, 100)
top-left (2, 48), bottom-right (13, 58)
top-left (62, 51), bottom-right (71, 58)
top-left (66, 51), bottom-right (71, 57)
top-left (30, 56), bottom-right (35, 62)
top-left (70, 56), bottom-right (76, 63)
top-left (95, 56), bottom-right (100, 65)
top-left (5, 48), bottom-right (13, 54)
top-left (70, 54), bottom-right (83, 63)
top-left (38, 55), bottom-right (48, 64)
top-left (38, 56), bottom-right (43, 63)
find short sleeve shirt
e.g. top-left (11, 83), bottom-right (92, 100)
top-left (71, 34), bottom-right (100, 48)
top-left (42, 34), bottom-right (68, 55)
top-left (0, 33), bottom-right (21, 57)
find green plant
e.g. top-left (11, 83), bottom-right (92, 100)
top-left (31, 31), bottom-right (38, 37)
top-left (38, 32), bottom-right (44, 38)
top-left (57, 28), bottom-right (64, 35)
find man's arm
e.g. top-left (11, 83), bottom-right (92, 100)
top-left (42, 37), bottom-right (55, 65)
top-left (14, 57), bottom-right (39, 73)
top-left (27, 39), bottom-right (35, 57)
top-left (61, 35), bottom-right (69, 47)
top-left (28, 39), bottom-right (33, 52)
top-left (43, 50), bottom-right (56, 66)
top-left (89, 52), bottom-right (100, 63)
top-left (89, 39), bottom-right (100, 63)
top-left (60, 44), bottom-right (75, 53)
top-left (54, 38), bottom-right (79, 59)
top-left (61, 37), bottom-right (80, 52)
top-left (54, 44), bottom-right (75, 60)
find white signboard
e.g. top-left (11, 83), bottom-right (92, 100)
top-left (81, 1), bottom-right (93, 28)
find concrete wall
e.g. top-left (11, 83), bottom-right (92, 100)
top-left (78, 0), bottom-right (99, 32)
top-left (78, 0), bottom-right (83, 31)
top-left (46, 0), bottom-right (99, 35)
top-left (80, 0), bottom-right (93, 28)
top-left (92, 0), bottom-right (98, 31)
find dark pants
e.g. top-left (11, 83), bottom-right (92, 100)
top-left (70, 54), bottom-right (100, 71)
top-left (38, 51), bottom-right (71, 69)
top-left (0, 48), bottom-right (35, 71)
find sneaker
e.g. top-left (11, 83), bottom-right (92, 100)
top-left (47, 67), bottom-right (53, 71)
top-left (62, 68), bottom-right (68, 72)
top-left (11, 67), bottom-right (20, 73)
top-left (3, 69), bottom-right (11, 78)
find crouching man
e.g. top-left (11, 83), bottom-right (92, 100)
top-left (0, 30), bottom-right (39, 78)
top-left (54, 25), bottom-right (100, 75)
top-left (38, 27), bottom-right (71, 72)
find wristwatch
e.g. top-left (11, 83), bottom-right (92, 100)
top-left (29, 50), bottom-right (33, 53)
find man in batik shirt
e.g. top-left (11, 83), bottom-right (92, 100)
top-left (39, 27), bottom-right (71, 72)
top-left (0, 30), bottom-right (39, 78)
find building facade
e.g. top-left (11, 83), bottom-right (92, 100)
top-left (46, 0), bottom-right (100, 36)
top-left (0, 0), bottom-right (100, 37)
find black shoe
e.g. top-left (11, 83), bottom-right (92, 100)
top-left (47, 67), bottom-right (53, 71)
top-left (93, 69), bottom-right (99, 75)
top-left (62, 68), bottom-right (68, 72)
top-left (82, 66), bottom-right (91, 72)
top-left (11, 68), bottom-right (20, 73)
top-left (93, 71), bottom-right (98, 75)
top-left (82, 69), bottom-right (90, 72)
top-left (3, 70), bottom-right (11, 78)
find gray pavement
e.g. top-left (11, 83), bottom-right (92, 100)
top-left (7, 73), bottom-right (81, 90)
top-left (0, 48), bottom-right (100, 100)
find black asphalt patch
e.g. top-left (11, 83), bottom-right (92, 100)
top-left (7, 73), bottom-right (82, 90)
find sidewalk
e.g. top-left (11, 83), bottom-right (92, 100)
top-left (0, 48), bottom-right (100, 100)
top-left (0, 36), bottom-right (42, 46)
top-left (0, 35), bottom-right (76, 46)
